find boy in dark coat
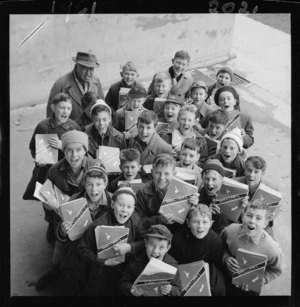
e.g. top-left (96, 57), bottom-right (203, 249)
top-left (169, 204), bottom-right (226, 296)
top-left (120, 224), bottom-right (181, 296)
top-left (77, 187), bottom-right (146, 296)
top-left (75, 91), bottom-right (99, 131)
top-left (23, 93), bottom-right (82, 242)
top-left (105, 61), bottom-right (143, 114)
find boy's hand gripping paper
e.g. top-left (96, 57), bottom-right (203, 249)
top-left (95, 225), bottom-right (129, 262)
top-left (60, 197), bottom-right (92, 241)
top-left (225, 110), bottom-right (242, 132)
top-left (125, 110), bottom-right (139, 137)
top-left (117, 179), bottom-right (143, 193)
top-left (232, 248), bottom-right (267, 293)
top-left (252, 183), bottom-right (282, 218)
top-left (204, 134), bottom-right (220, 157)
top-left (132, 257), bottom-right (177, 296)
top-left (35, 134), bottom-right (59, 164)
top-left (153, 97), bottom-right (166, 115)
top-left (97, 146), bottom-right (121, 174)
top-left (119, 87), bottom-right (130, 108)
top-left (179, 260), bottom-right (211, 296)
top-left (159, 177), bottom-right (198, 224)
top-left (213, 177), bottom-right (249, 222)
top-left (174, 167), bottom-right (199, 185)
top-left (172, 130), bottom-right (185, 151)
top-left (155, 122), bottom-right (170, 134)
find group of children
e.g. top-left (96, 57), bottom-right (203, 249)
top-left (23, 49), bottom-right (284, 297)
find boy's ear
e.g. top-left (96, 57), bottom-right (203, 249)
top-left (120, 71), bottom-right (123, 78)
top-left (185, 218), bottom-right (190, 228)
top-left (196, 153), bottom-right (200, 161)
top-left (166, 243), bottom-right (172, 253)
top-left (111, 200), bottom-right (115, 209)
top-left (51, 104), bottom-right (55, 112)
top-left (171, 58), bottom-right (174, 65)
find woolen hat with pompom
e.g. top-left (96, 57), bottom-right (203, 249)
top-left (221, 127), bottom-right (243, 153)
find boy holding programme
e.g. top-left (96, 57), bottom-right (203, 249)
top-left (75, 91), bottom-right (99, 131)
top-left (221, 199), bottom-right (284, 296)
top-left (176, 138), bottom-right (204, 189)
top-left (135, 153), bottom-right (199, 231)
top-left (127, 110), bottom-right (173, 165)
top-left (108, 148), bottom-right (150, 193)
top-left (78, 187), bottom-right (146, 296)
top-left (113, 84), bottom-right (147, 133)
top-left (85, 99), bottom-right (125, 158)
top-left (198, 159), bottom-right (248, 235)
top-left (207, 66), bottom-right (233, 105)
top-left (147, 50), bottom-right (194, 100)
top-left (213, 127), bottom-right (245, 177)
top-left (23, 93), bottom-right (81, 241)
top-left (159, 104), bottom-right (208, 166)
top-left (105, 61), bottom-right (142, 113)
top-left (120, 224), bottom-right (181, 296)
top-left (169, 204), bottom-right (226, 296)
top-left (214, 85), bottom-right (254, 149)
top-left (35, 130), bottom-right (96, 290)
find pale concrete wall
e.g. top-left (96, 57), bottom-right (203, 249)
top-left (10, 14), bottom-right (235, 109)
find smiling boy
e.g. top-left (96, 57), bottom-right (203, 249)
top-left (78, 186), bottom-right (146, 296)
top-left (120, 224), bottom-right (181, 296)
top-left (169, 204), bottom-right (226, 296)
top-left (205, 109), bottom-right (228, 141)
top-left (221, 200), bottom-right (284, 296)
top-left (127, 110), bottom-right (173, 165)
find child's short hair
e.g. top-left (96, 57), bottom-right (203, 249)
top-left (153, 153), bottom-right (176, 170)
top-left (174, 50), bottom-right (190, 62)
top-left (137, 110), bottom-right (158, 126)
top-left (245, 156), bottom-right (267, 173)
top-left (52, 93), bottom-right (71, 105)
top-left (178, 104), bottom-right (197, 119)
top-left (120, 148), bottom-right (141, 165)
top-left (181, 137), bottom-right (204, 154)
top-left (187, 204), bottom-right (212, 221)
top-left (122, 61), bottom-right (138, 73)
top-left (154, 72), bottom-right (172, 85)
top-left (208, 109), bottom-right (229, 126)
top-left (243, 199), bottom-right (271, 220)
top-left (81, 91), bottom-right (99, 110)
top-left (83, 162), bottom-right (108, 184)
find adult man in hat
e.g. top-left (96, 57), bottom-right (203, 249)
top-left (46, 51), bottom-right (105, 121)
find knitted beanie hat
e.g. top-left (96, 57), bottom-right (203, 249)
top-left (61, 130), bottom-right (88, 152)
top-left (221, 127), bottom-right (243, 152)
top-left (86, 161), bottom-right (107, 176)
top-left (90, 99), bottom-right (112, 117)
top-left (112, 186), bottom-right (137, 204)
top-left (214, 85), bottom-right (239, 106)
top-left (216, 66), bottom-right (234, 81)
top-left (128, 84), bottom-right (147, 98)
top-left (202, 159), bottom-right (225, 177)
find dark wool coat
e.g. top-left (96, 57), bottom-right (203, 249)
top-left (46, 70), bottom-right (104, 120)
top-left (119, 250), bottom-right (181, 296)
top-left (75, 112), bottom-right (92, 132)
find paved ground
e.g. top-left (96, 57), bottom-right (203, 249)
top-left (9, 14), bottom-right (292, 300)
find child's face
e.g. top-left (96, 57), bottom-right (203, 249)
top-left (221, 138), bottom-right (239, 164)
top-left (172, 57), bottom-right (189, 76)
top-left (187, 212), bottom-right (213, 239)
top-left (152, 164), bottom-right (175, 191)
top-left (85, 177), bottom-right (107, 203)
top-left (179, 111), bottom-right (195, 135)
top-left (242, 207), bottom-right (268, 238)
top-left (122, 69), bottom-right (138, 86)
top-left (112, 193), bottom-right (135, 224)
top-left (137, 121), bottom-right (156, 143)
top-left (120, 160), bottom-right (140, 181)
top-left (216, 72), bottom-right (231, 87)
top-left (164, 102), bottom-right (180, 123)
top-left (64, 143), bottom-right (86, 170)
top-left (52, 100), bottom-right (72, 124)
top-left (145, 236), bottom-right (171, 261)
top-left (203, 170), bottom-right (223, 197)
top-left (191, 87), bottom-right (207, 107)
top-left (244, 161), bottom-right (264, 188)
top-left (154, 80), bottom-right (171, 98)
top-left (218, 91), bottom-right (236, 112)
top-left (207, 121), bottom-right (226, 140)
top-left (179, 148), bottom-right (200, 169)
top-left (92, 111), bottom-right (111, 134)
top-left (128, 97), bottom-right (145, 111)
